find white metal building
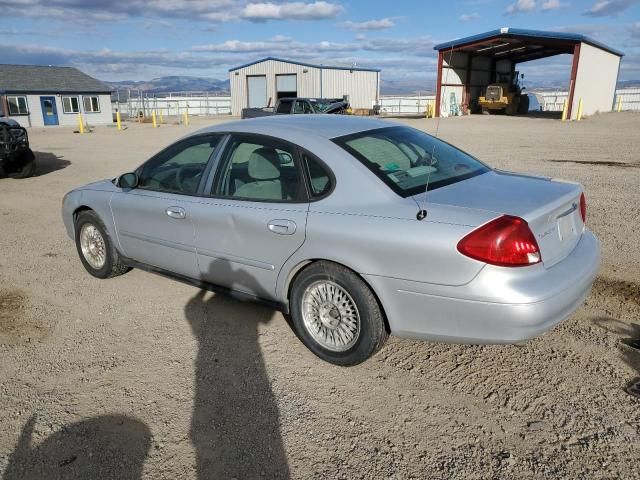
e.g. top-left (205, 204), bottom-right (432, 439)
top-left (229, 57), bottom-right (380, 116)
top-left (0, 65), bottom-right (113, 127)
top-left (433, 28), bottom-right (624, 119)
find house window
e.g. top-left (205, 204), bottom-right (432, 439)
top-left (7, 96), bottom-right (29, 115)
top-left (83, 96), bottom-right (100, 113)
top-left (62, 96), bottom-right (80, 114)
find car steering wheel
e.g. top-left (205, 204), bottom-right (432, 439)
top-left (176, 167), bottom-right (202, 192)
top-left (176, 167), bottom-right (193, 191)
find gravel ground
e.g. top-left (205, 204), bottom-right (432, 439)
top-left (0, 113), bottom-right (638, 479)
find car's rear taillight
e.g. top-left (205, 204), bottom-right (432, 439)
top-left (579, 192), bottom-right (586, 224)
top-left (457, 215), bottom-right (541, 267)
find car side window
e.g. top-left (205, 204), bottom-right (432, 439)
top-left (293, 100), bottom-right (312, 114)
top-left (212, 135), bottom-right (305, 202)
top-left (303, 152), bottom-right (333, 198)
top-left (276, 100), bottom-right (293, 114)
top-left (138, 135), bottom-right (221, 195)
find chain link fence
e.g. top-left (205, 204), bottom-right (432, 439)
top-left (112, 91), bottom-right (231, 119)
top-left (532, 88), bottom-right (640, 112)
top-left (112, 88), bottom-right (640, 118)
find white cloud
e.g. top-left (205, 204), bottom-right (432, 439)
top-left (241, 1), bottom-right (343, 21)
top-left (0, 0), bottom-right (343, 24)
top-left (341, 18), bottom-right (396, 31)
top-left (459, 12), bottom-right (480, 21)
top-left (584, 0), bottom-right (637, 16)
top-left (191, 38), bottom-right (356, 54)
top-left (541, 0), bottom-right (565, 9)
top-left (550, 23), bottom-right (616, 38)
top-left (505, 0), bottom-right (537, 14)
top-left (191, 36), bottom-right (434, 56)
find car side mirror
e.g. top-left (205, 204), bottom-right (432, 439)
top-left (117, 172), bottom-right (139, 189)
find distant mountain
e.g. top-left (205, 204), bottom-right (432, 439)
top-left (380, 79), bottom-right (435, 96)
top-left (105, 76), bottom-right (230, 96)
top-left (103, 75), bottom-right (639, 98)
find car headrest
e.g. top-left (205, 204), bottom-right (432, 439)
top-left (248, 147), bottom-right (281, 180)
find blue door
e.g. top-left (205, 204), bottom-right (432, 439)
top-left (40, 96), bottom-right (59, 126)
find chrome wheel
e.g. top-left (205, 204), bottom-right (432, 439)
top-left (301, 280), bottom-right (361, 352)
top-left (79, 223), bottom-right (106, 270)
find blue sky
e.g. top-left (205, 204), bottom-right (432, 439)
top-left (0, 0), bottom-right (639, 89)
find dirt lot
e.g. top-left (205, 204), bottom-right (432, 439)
top-left (1, 113), bottom-right (639, 479)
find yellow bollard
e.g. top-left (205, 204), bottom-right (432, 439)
top-left (561, 100), bottom-right (568, 122)
top-left (152, 111), bottom-right (158, 128)
top-left (116, 111), bottom-right (122, 131)
top-left (427, 102), bottom-right (433, 118)
top-left (77, 114), bottom-right (85, 134)
top-left (183, 111), bottom-right (189, 126)
top-left (576, 98), bottom-right (583, 121)
top-left (159, 111), bottom-right (164, 124)
top-left (617, 95), bottom-right (623, 113)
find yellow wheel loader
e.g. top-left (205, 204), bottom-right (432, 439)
top-left (479, 72), bottom-right (529, 115)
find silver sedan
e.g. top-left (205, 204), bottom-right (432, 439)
top-left (62, 116), bottom-right (600, 365)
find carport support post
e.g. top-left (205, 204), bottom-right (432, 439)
top-left (566, 43), bottom-right (581, 120)
top-left (464, 53), bottom-right (472, 114)
top-left (434, 51), bottom-right (443, 118)
top-left (1, 95), bottom-right (9, 118)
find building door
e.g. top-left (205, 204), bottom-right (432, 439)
top-left (40, 97), bottom-right (59, 126)
top-left (247, 75), bottom-right (267, 108)
top-left (276, 74), bottom-right (297, 100)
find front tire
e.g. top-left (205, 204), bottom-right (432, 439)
top-left (290, 261), bottom-right (388, 366)
top-left (12, 149), bottom-right (36, 179)
top-left (74, 210), bottom-right (130, 279)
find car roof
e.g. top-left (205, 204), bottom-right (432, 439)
top-left (197, 115), bottom-right (394, 141)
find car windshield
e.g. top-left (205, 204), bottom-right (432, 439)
top-left (308, 100), bottom-right (337, 112)
top-left (332, 126), bottom-right (490, 197)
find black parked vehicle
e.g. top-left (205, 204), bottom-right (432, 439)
top-left (241, 97), bottom-right (350, 119)
top-left (0, 119), bottom-right (35, 179)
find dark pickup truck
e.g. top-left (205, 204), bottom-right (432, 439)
top-left (241, 97), bottom-right (350, 119)
top-left (0, 118), bottom-right (35, 178)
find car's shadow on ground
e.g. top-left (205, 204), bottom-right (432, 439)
top-left (32, 152), bottom-right (71, 177)
top-left (185, 260), bottom-right (290, 479)
top-left (2, 414), bottom-right (151, 480)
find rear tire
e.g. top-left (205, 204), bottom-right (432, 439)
top-left (74, 210), bottom-right (130, 279)
top-left (290, 261), bottom-right (388, 366)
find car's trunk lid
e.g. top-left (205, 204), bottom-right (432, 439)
top-left (416, 170), bottom-right (584, 268)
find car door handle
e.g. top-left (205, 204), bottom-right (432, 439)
top-left (166, 206), bottom-right (186, 219)
top-left (268, 219), bottom-right (296, 235)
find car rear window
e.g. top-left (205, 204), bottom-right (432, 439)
top-left (332, 126), bottom-right (489, 197)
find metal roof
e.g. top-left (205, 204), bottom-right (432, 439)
top-left (0, 65), bottom-right (112, 94)
top-left (434, 27), bottom-right (624, 62)
top-left (229, 57), bottom-right (380, 73)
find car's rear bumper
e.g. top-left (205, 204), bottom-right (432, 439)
top-left (363, 230), bottom-right (600, 344)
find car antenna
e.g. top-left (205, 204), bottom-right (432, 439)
top-left (416, 45), bottom-right (454, 221)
